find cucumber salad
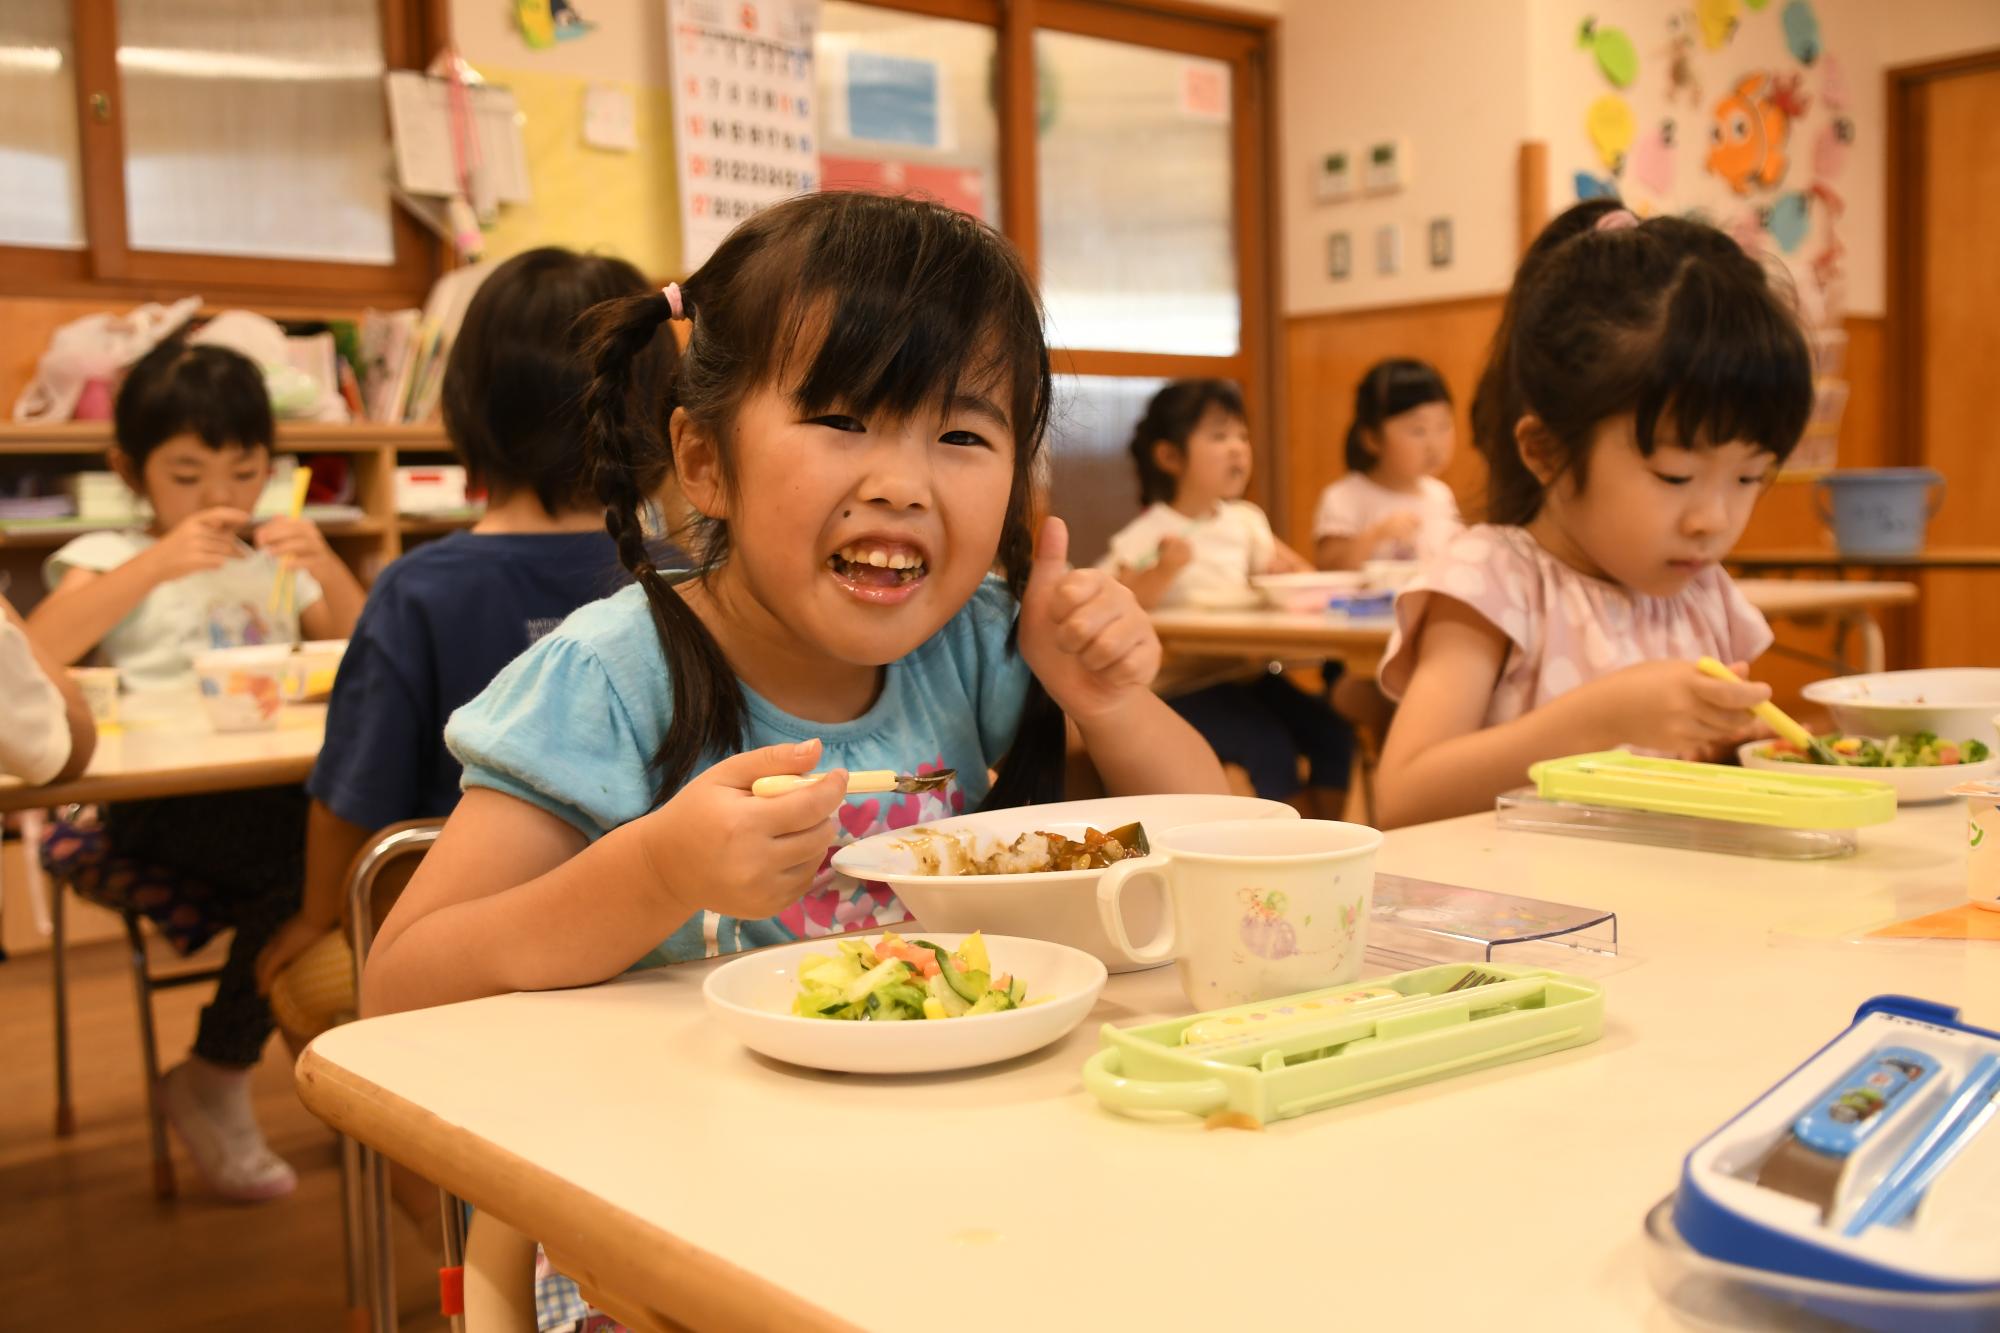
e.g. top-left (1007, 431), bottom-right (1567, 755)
top-left (791, 932), bottom-right (1027, 1021)
top-left (1763, 732), bottom-right (1992, 768)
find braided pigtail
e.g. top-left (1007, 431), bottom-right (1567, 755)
top-left (579, 288), bottom-right (746, 804)
top-left (980, 509), bottom-right (1066, 811)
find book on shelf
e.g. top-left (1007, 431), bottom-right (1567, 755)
top-left (355, 262), bottom-right (495, 424)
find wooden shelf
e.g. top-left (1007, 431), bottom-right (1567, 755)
top-left (0, 422), bottom-right (447, 456)
top-left (0, 518), bottom-right (387, 548)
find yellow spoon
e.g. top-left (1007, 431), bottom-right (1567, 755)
top-left (1696, 656), bottom-right (1845, 765)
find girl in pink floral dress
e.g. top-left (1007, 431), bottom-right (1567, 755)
top-left (1375, 201), bottom-right (1815, 827)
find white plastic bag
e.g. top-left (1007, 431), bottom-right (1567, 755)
top-left (10, 297), bottom-right (202, 423)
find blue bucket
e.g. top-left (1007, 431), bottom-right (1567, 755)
top-left (1814, 468), bottom-right (1945, 557)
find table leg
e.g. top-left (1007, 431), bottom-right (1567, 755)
top-left (1838, 610), bottom-right (1887, 675)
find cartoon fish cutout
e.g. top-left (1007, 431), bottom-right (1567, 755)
top-left (1587, 93), bottom-right (1637, 173)
top-left (1815, 117), bottom-right (1855, 180)
top-left (1631, 120), bottom-right (1676, 197)
top-left (1783, 0), bottom-right (1822, 65)
top-left (1696, 0), bottom-right (1739, 50)
top-left (1574, 171), bottom-right (1620, 202)
top-left (1707, 72), bottom-right (1810, 196)
top-left (1762, 192), bottom-right (1812, 253)
top-left (1579, 18), bottom-right (1640, 88)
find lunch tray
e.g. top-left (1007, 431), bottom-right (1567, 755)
top-left (1082, 962), bottom-right (1603, 1126)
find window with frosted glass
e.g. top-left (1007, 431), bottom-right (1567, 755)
top-left (0, 2), bottom-right (86, 249)
top-left (1036, 32), bottom-right (1237, 356)
top-left (116, 0), bottom-right (395, 263)
top-left (815, 2), bottom-right (999, 227)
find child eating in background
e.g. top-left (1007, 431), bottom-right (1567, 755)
top-left (1104, 379), bottom-right (1352, 817)
top-left (26, 340), bottom-right (363, 1202)
top-left (1375, 203), bottom-right (1805, 827)
top-left (255, 247), bottom-right (673, 1043)
top-left (30, 341), bottom-right (363, 685)
top-left (1314, 358), bottom-right (1461, 570)
top-left (0, 593), bottom-right (94, 783)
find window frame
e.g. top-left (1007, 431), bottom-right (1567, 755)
top-left (1, 0), bottom-right (446, 308)
top-left (832, 0), bottom-right (1278, 509)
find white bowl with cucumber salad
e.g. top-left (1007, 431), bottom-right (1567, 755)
top-left (703, 932), bottom-right (1107, 1074)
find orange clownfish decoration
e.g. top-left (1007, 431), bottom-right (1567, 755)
top-left (1707, 73), bottom-right (1811, 196)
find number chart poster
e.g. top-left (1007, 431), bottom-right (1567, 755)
top-left (666, 0), bottom-right (820, 272)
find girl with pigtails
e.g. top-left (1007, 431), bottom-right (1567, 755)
top-left (362, 192), bottom-right (1226, 1016)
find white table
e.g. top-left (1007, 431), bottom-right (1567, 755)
top-left (0, 691), bottom-right (326, 814)
top-left (1150, 578), bottom-right (1918, 680)
top-left (297, 801), bottom-right (1992, 1332)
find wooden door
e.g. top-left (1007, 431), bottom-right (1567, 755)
top-left (1892, 54), bottom-right (2000, 666)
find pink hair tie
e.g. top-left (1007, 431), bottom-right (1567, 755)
top-left (662, 283), bottom-right (685, 319)
top-left (1594, 208), bottom-right (1640, 233)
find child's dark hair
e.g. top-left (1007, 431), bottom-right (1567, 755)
top-left (1127, 379), bottom-right (1245, 506)
top-left (579, 192), bottom-right (1060, 809)
top-left (1344, 359), bottom-right (1451, 474)
top-left (114, 341), bottom-right (273, 468)
top-left (1476, 201), bottom-right (1813, 525)
top-left (442, 246), bottom-right (667, 515)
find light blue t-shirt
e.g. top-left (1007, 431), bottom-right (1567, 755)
top-left (445, 577), bottom-right (1031, 967)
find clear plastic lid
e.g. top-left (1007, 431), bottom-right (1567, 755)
top-left (1496, 791), bottom-right (1859, 860)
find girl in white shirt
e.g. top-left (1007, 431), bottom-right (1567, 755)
top-left (1105, 380), bottom-right (1352, 817)
top-left (1313, 359), bottom-right (1462, 570)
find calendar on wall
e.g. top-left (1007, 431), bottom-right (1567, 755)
top-left (666, 0), bottom-right (821, 273)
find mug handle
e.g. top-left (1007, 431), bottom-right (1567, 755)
top-left (280, 656), bottom-right (309, 702)
top-left (1096, 854), bottom-right (1177, 966)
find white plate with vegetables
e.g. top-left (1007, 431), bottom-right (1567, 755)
top-left (702, 931), bottom-right (1107, 1074)
top-left (1738, 731), bottom-right (1999, 804)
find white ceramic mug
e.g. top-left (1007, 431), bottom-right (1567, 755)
top-left (1096, 819), bottom-right (1383, 1008)
top-left (194, 645), bottom-right (306, 732)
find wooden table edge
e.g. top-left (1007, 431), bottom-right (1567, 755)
top-left (0, 755), bottom-right (317, 814)
top-left (294, 1046), bottom-right (864, 1333)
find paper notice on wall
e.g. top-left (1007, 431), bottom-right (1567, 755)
top-left (666, 0), bottom-right (820, 273)
top-left (385, 71), bottom-right (531, 205)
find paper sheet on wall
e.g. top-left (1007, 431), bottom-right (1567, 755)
top-left (665, 0), bottom-right (820, 273)
top-left (385, 71), bottom-right (532, 205)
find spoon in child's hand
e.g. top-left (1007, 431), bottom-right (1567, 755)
top-left (752, 769), bottom-right (957, 798)
top-left (1695, 657), bottom-right (1845, 765)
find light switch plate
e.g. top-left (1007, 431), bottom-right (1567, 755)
top-left (1429, 217), bottom-right (1453, 268)
top-left (1375, 223), bottom-right (1401, 275)
top-left (1315, 149), bottom-right (1353, 203)
top-left (1364, 138), bottom-right (1409, 193)
top-left (1328, 230), bottom-right (1352, 279)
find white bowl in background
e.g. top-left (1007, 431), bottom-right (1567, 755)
top-left (1801, 670), bottom-right (2000, 748)
top-left (193, 645), bottom-right (295, 732)
top-left (1361, 559), bottom-right (1421, 591)
top-left (1250, 571), bottom-right (1368, 613)
top-left (1737, 737), bottom-right (1994, 805)
top-left (702, 932), bottom-right (1106, 1074)
top-left (832, 794), bottom-right (1300, 972)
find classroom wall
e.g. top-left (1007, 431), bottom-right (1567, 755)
top-left (1280, 0), bottom-right (2000, 320)
top-left (450, 0), bottom-right (682, 277)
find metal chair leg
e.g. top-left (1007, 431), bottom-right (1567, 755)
top-left (51, 876), bottom-right (74, 1137)
top-left (121, 910), bottom-right (176, 1199)
top-left (365, 1146), bottom-right (397, 1333)
top-left (340, 1133), bottom-right (370, 1327)
top-left (440, 1189), bottom-right (468, 1333)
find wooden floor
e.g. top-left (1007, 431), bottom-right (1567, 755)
top-left (0, 934), bottom-right (447, 1332)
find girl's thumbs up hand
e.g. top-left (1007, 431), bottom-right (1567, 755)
top-left (1018, 516), bottom-right (1161, 723)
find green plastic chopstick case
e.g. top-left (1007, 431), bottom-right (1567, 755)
top-left (1083, 962), bottom-right (1603, 1126)
top-left (1529, 751), bottom-right (1896, 830)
